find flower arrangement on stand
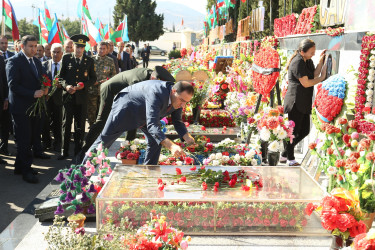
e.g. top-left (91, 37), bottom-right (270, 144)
top-left (261, 36), bottom-right (279, 48)
top-left (256, 107), bottom-right (294, 166)
top-left (207, 74), bottom-right (229, 108)
top-left (115, 139), bottom-right (143, 165)
top-left (274, 14), bottom-right (297, 37)
top-left (306, 188), bottom-right (367, 248)
top-left (293, 5), bottom-right (319, 34)
top-left (224, 91), bottom-right (257, 126)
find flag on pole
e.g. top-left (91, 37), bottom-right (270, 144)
top-left (38, 9), bottom-right (49, 44)
top-left (103, 24), bottom-right (109, 40)
top-left (122, 15), bottom-right (129, 42)
top-left (61, 24), bottom-right (70, 40)
top-left (77, 0), bottom-right (92, 20)
top-left (44, 1), bottom-right (52, 30)
top-left (84, 13), bottom-right (101, 46)
top-left (94, 17), bottom-right (100, 30)
top-left (110, 21), bottom-right (124, 43)
top-left (99, 21), bottom-right (104, 38)
top-left (2, 0), bottom-right (19, 40)
top-left (48, 13), bottom-right (61, 44)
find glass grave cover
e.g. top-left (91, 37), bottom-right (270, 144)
top-left (96, 165), bottom-right (327, 236)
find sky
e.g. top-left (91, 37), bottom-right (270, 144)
top-left (8, 0), bottom-right (207, 24)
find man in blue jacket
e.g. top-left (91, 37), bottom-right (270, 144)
top-left (84, 80), bottom-right (195, 165)
top-left (6, 35), bottom-right (48, 183)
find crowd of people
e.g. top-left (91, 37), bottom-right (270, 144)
top-left (0, 34), bottom-right (178, 184)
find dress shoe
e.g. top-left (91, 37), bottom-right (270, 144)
top-left (57, 154), bottom-right (69, 160)
top-left (14, 168), bottom-right (38, 175)
top-left (0, 158), bottom-right (7, 164)
top-left (34, 153), bottom-right (51, 159)
top-left (22, 172), bottom-right (39, 184)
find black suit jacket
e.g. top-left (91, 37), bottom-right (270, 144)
top-left (118, 51), bottom-right (131, 71)
top-left (107, 53), bottom-right (119, 74)
top-left (6, 52), bottom-right (44, 114)
top-left (57, 53), bottom-right (97, 105)
top-left (42, 60), bottom-right (63, 106)
top-left (2, 50), bottom-right (14, 60)
top-left (0, 56), bottom-right (7, 103)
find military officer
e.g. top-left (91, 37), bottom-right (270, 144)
top-left (74, 66), bottom-right (175, 163)
top-left (88, 41), bottom-right (116, 126)
top-left (57, 34), bottom-right (97, 160)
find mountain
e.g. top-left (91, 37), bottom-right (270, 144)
top-left (156, 1), bottom-right (204, 31)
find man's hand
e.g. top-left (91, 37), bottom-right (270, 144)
top-left (3, 100), bottom-right (8, 110)
top-left (183, 133), bottom-right (195, 145)
top-left (66, 85), bottom-right (76, 94)
top-left (34, 90), bottom-right (44, 98)
top-left (171, 143), bottom-right (185, 158)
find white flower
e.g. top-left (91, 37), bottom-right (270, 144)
top-left (368, 75), bottom-right (375, 82)
top-left (159, 154), bottom-right (167, 162)
top-left (268, 141), bottom-right (279, 152)
top-left (252, 144), bottom-right (261, 152)
top-left (133, 139), bottom-right (140, 145)
top-left (327, 166), bottom-right (337, 175)
top-left (277, 129), bottom-right (287, 140)
top-left (260, 127), bottom-right (271, 141)
top-left (212, 160), bottom-right (221, 166)
top-left (234, 154), bottom-right (241, 162)
top-left (124, 140), bottom-right (130, 146)
top-left (245, 150), bottom-right (256, 159)
top-left (368, 81), bottom-right (374, 89)
top-left (371, 49), bottom-right (375, 55)
top-left (130, 144), bottom-right (137, 151)
top-left (251, 159), bottom-right (258, 166)
top-left (365, 102), bottom-right (372, 107)
top-left (209, 154), bottom-right (216, 160)
top-left (222, 155), bottom-right (230, 163)
top-left (116, 153), bottom-right (122, 160)
top-left (370, 55), bottom-right (375, 61)
top-left (176, 161), bottom-right (183, 165)
top-left (369, 69), bottom-right (375, 76)
top-left (370, 61), bottom-right (375, 68)
top-left (254, 113), bottom-right (261, 120)
top-left (215, 153), bottom-right (223, 159)
top-left (366, 89), bottom-right (374, 96)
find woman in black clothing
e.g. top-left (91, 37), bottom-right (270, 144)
top-left (281, 39), bottom-right (327, 166)
top-left (127, 47), bottom-right (138, 69)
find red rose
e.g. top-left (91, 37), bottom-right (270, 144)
top-left (327, 148), bottom-right (334, 155)
top-left (189, 166), bottom-right (196, 171)
top-left (289, 218), bottom-right (297, 227)
top-left (280, 219), bottom-right (288, 227)
top-left (180, 176), bottom-right (186, 182)
top-left (338, 118), bottom-right (348, 125)
top-left (184, 157), bottom-right (194, 165)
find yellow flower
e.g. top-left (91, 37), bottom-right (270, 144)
top-left (367, 228), bottom-right (375, 240)
top-left (186, 236), bottom-right (192, 242)
top-left (358, 164), bottom-right (369, 173)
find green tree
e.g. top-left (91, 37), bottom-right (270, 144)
top-left (113, 0), bottom-right (164, 45)
top-left (17, 18), bottom-right (39, 40)
top-left (59, 18), bottom-right (81, 37)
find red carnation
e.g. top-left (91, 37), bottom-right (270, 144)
top-left (350, 163), bottom-right (360, 172)
top-left (338, 118), bottom-right (348, 125)
top-left (305, 203), bottom-right (317, 216)
top-left (348, 120), bottom-right (358, 129)
top-left (366, 152), bottom-right (375, 161)
top-left (180, 176), bottom-right (186, 182)
top-left (308, 143), bottom-right (317, 150)
top-left (368, 132), bottom-right (375, 141)
top-left (335, 159), bottom-right (346, 168)
top-left (201, 182), bottom-right (208, 191)
top-left (175, 168), bottom-right (182, 175)
top-left (184, 157), bottom-right (194, 165)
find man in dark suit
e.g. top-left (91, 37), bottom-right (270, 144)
top-left (0, 35), bottom-right (15, 60)
top-left (141, 44), bottom-right (150, 68)
top-left (0, 35), bottom-right (14, 155)
top-left (83, 81), bottom-right (195, 165)
top-left (0, 55), bottom-right (7, 164)
top-left (36, 44), bottom-right (48, 62)
top-left (117, 42), bottom-right (131, 72)
top-left (42, 43), bottom-right (63, 152)
top-left (57, 34), bottom-right (97, 160)
top-left (75, 66), bottom-right (175, 163)
top-left (6, 35), bottom-right (49, 183)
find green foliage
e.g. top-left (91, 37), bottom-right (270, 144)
top-left (113, 0), bottom-right (164, 43)
top-left (59, 19), bottom-right (81, 37)
top-left (168, 50), bottom-right (181, 60)
top-left (17, 19), bottom-right (39, 40)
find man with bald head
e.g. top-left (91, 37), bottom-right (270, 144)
top-left (63, 39), bottom-right (73, 54)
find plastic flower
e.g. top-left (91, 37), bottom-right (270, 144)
top-left (268, 141), bottom-right (279, 152)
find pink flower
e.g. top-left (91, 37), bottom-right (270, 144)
top-left (74, 227), bottom-right (85, 235)
top-left (180, 240), bottom-right (188, 250)
top-left (97, 143), bottom-right (103, 152)
top-left (103, 234), bottom-right (113, 241)
top-left (288, 120), bottom-right (295, 128)
top-left (85, 151), bottom-right (92, 157)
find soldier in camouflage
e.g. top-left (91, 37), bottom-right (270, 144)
top-left (88, 41), bottom-right (116, 126)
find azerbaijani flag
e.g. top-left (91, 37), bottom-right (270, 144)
top-left (84, 13), bottom-right (101, 46)
top-left (2, 0), bottom-right (19, 40)
top-left (48, 13), bottom-right (61, 44)
top-left (38, 9), bottom-right (49, 44)
top-left (103, 24), bottom-right (109, 40)
top-left (44, 1), bottom-right (52, 30)
top-left (217, 0), bottom-right (225, 8)
top-left (61, 24), bottom-right (70, 40)
top-left (77, 0), bottom-right (92, 20)
top-left (122, 15), bottom-right (129, 42)
top-left (110, 20), bottom-right (124, 43)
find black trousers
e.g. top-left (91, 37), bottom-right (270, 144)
top-left (62, 100), bottom-right (87, 155)
top-left (143, 60), bottom-right (149, 68)
top-left (42, 98), bottom-right (62, 148)
top-left (0, 108), bottom-right (11, 151)
top-left (282, 105), bottom-right (311, 161)
top-left (12, 113), bottom-right (43, 175)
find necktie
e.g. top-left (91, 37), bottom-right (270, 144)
top-left (53, 63), bottom-right (58, 78)
top-left (29, 58), bottom-right (38, 76)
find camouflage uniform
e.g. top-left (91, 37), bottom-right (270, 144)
top-left (87, 55), bottom-right (116, 125)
